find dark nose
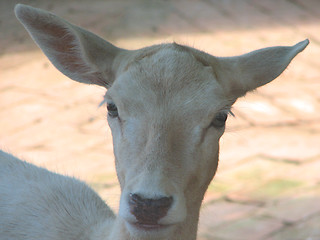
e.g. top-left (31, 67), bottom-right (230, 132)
top-left (129, 193), bottom-right (173, 224)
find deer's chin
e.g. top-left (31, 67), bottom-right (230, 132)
top-left (125, 220), bottom-right (176, 239)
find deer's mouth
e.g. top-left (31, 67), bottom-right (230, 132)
top-left (126, 220), bottom-right (175, 236)
top-left (132, 222), bottom-right (171, 230)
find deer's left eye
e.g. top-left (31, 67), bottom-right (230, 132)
top-left (211, 112), bottom-right (228, 128)
top-left (107, 102), bottom-right (118, 118)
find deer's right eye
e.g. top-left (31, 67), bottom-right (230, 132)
top-left (107, 102), bottom-right (118, 118)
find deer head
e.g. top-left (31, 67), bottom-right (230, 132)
top-left (15, 4), bottom-right (308, 240)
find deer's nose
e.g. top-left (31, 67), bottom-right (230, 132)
top-left (129, 193), bottom-right (173, 225)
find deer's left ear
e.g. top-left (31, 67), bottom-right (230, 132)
top-left (215, 39), bottom-right (309, 98)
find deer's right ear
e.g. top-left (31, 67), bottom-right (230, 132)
top-left (15, 4), bottom-right (126, 88)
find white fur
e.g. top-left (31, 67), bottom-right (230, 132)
top-left (1, 4), bottom-right (309, 240)
top-left (0, 150), bottom-right (114, 240)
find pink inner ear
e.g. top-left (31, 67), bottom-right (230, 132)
top-left (40, 24), bottom-right (75, 54)
top-left (15, 4), bottom-right (121, 87)
top-left (27, 20), bottom-right (106, 85)
top-left (35, 23), bottom-right (89, 74)
top-left (16, 5), bottom-right (89, 75)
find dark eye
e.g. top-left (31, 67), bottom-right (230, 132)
top-left (211, 112), bottom-right (228, 128)
top-left (107, 102), bottom-right (118, 118)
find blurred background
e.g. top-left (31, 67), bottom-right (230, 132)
top-left (0, 0), bottom-right (319, 239)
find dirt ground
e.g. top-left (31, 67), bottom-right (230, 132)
top-left (1, 0), bottom-right (320, 239)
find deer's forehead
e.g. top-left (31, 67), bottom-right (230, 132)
top-left (109, 48), bottom-right (226, 110)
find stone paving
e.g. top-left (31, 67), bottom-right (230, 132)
top-left (1, 0), bottom-right (320, 239)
